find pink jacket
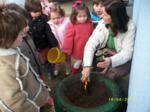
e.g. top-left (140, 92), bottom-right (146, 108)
top-left (63, 20), bottom-right (93, 59)
top-left (48, 17), bottom-right (70, 49)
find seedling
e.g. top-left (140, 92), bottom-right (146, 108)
top-left (83, 79), bottom-right (90, 96)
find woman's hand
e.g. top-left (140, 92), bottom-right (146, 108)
top-left (97, 57), bottom-right (111, 69)
top-left (97, 57), bottom-right (111, 74)
top-left (81, 67), bottom-right (91, 82)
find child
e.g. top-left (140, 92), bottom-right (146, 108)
top-left (0, 4), bottom-right (50, 112)
top-left (40, 0), bottom-right (53, 16)
top-left (63, 1), bottom-right (93, 75)
top-left (6, 3), bottom-right (46, 79)
top-left (90, 0), bottom-right (104, 28)
top-left (25, 0), bottom-right (58, 76)
top-left (47, 2), bottom-right (71, 76)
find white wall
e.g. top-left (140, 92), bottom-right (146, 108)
top-left (127, 0), bottom-right (150, 112)
top-left (3, 0), bottom-right (25, 6)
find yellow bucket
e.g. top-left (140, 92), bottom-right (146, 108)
top-left (47, 47), bottom-right (66, 63)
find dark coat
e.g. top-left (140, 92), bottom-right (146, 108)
top-left (28, 14), bottom-right (58, 50)
top-left (19, 34), bottom-right (44, 75)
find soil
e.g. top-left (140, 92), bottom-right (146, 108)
top-left (63, 79), bottom-right (112, 108)
top-left (40, 104), bottom-right (55, 112)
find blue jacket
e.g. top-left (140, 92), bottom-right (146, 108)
top-left (90, 10), bottom-right (101, 23)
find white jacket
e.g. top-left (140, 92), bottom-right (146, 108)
top-left (83, 19), bottom-right (136, 68)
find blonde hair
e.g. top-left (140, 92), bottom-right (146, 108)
top-left (49, 2), bottom-right (65, 18)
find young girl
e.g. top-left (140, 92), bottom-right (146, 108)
top-left (40, 0), bottom-right (53, 16)
top-left (47, 2), bottom-right (70, 76)
top-left (0, 4), bottom-right (50, 112)
top-left (63, 1), bottom-right (93, 75)
top-left (25, 0), bottom-right (58, 76)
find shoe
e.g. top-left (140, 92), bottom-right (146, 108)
top-left (54, 70), bottom-right (59, 76)
top-left (47, 97), bottom-right (54, 105)
top-left (65, 69), bottom-right (70, 75)
top-left (71, 68), bottom-right (79, 75)
top-left (47, 75), bottom-right (52, 80)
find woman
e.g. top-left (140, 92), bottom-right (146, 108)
top-left (81, 0), bottom-right (136, 81)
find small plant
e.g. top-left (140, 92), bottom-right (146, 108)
top-left (83, 79), bottom-right (90, 96)
top-left (95, 48), bottom-right (109, 62)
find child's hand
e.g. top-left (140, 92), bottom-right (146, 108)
top-left (47, 96), bottom-right (54, 106)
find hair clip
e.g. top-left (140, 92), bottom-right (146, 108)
top-left (72, 0), bottom-right (82, 9)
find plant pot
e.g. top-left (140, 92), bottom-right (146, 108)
top-left (54, 72), bottom-right (122, 112)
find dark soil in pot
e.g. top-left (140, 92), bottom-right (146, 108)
top-left (63, 79), bottom-right (112, 108)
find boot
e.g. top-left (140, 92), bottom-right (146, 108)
top-left (71, 68), bottom-right (79, 75)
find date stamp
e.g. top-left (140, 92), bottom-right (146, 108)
top-left (108, 97), bottom-right (132, 102)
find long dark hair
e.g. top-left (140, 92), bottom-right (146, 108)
top-left (104, 0), bottom-right (129, 36)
